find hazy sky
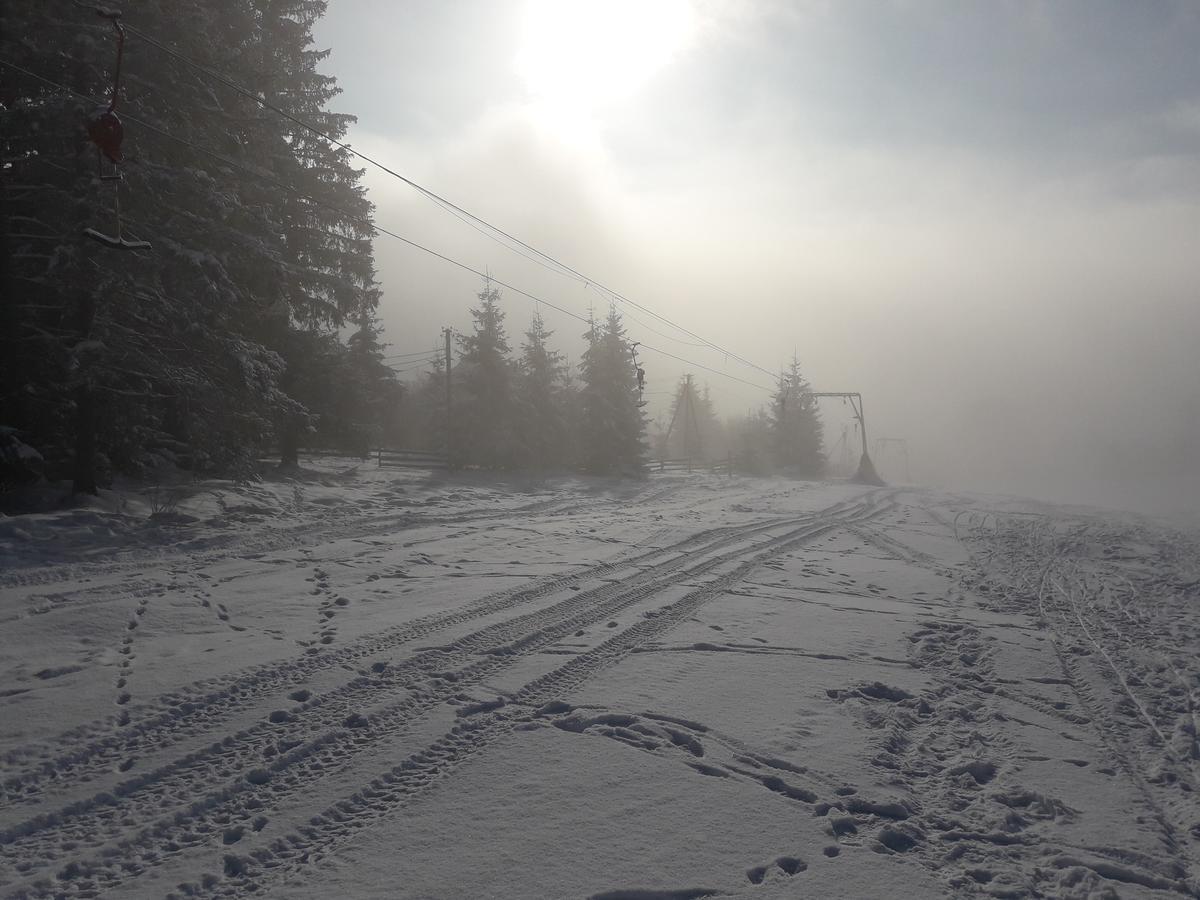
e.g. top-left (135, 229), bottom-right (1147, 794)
top-left (314, 0), bottom-right (1200, 516)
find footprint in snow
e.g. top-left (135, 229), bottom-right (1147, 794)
top-left (747, 855), bottom-right (808, 884)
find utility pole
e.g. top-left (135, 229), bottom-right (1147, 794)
top-left (684, 374), bottom-right (696, 471)
top-left (443, 327), bottom-right (453, 467)
top-left (690, 377), bottom-right (703, 467)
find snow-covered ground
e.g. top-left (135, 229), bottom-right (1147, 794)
top-left (1, 462), bottom-right (1197, 899)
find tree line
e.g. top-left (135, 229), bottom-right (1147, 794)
top-left (647, 358), bottom-right (825, 478)
top-left (395, 285), bottom-right (824, 480)
top-left (399, 286), bottom-right (648, 476)
top-left (1, 0), bottom-right (401, 492)
top-left (1, 1), bottom-right (825, 492)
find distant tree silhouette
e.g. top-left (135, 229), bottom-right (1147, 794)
top-left (579, 307), bottom-right (647, 475)
top-left (515, 311), bottom-right (574, 472)
top-left (770, 356), bottom-right (824, 476)
top-left (454, 281), bottom-right (517, 469)
top-left (728, 409), bottom-right (774, 475)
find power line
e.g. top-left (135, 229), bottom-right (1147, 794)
top-left (385, 361), bottom-right (440, 375)
top-left (381, 348), bottom-right (442, 361)
top-left (637, 342), bottom-right (772, 392)
top-left (1, 63), bottom-right (584, 314)
top-left (383, 356), bottom-right (443, 368)
top-left (619, 306), bottom-right (712, 349)
top-left (1, 59), bottom-right (774, 396)
top-left (120, 24), bottom-right (780, 380)
top-left (383, 357), bottom-right (442, 370)
top-left (122, 25), bottom-right (580, 284)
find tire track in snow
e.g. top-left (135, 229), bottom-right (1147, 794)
top-left (0, 486), bottom-right (629, 595)
top-left (1, 491), bottom-right (884, 833)
top-left (0, 499), bottom-right (818, 808)
top-left (199, 492), bottom-right (895, 899)
top-left (0, 493), bottom-right (893, 898)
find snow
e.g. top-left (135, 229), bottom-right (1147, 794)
top-left (0, 461), bottom-right (1197, 899)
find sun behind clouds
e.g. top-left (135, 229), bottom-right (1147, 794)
top-left (516, 0), bottom-right (695, 112)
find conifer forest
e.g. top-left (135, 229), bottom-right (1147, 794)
top-left (1, 0), bottom-right (825, 494)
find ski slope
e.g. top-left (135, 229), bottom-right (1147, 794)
top-left (1, 464), bottom-right (1197, 898)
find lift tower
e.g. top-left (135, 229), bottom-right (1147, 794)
top-left (809, 392), bottom-right (884, 486)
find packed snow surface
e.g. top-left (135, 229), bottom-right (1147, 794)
top-left (1, 462), bottom-right (1198, 899)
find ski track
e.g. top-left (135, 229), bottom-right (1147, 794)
top-left (0, 478), bottom-right (696, 757)
top-left (902, 503), bottom-right (1200, 897)
top-left (4, 483), bottom-right (1197, 899)
top-left (0, 493), bottom-right (798, 804)
top-left (0, 490), bottom-right (894, 897)
top-left (0, 484), bottom-right (643, 595)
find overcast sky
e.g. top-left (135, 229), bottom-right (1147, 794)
top-left (314, 0), bottom-right (1200, 516)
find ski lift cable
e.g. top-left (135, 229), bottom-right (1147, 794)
top-left (1, 60), bottom-right (779, 396)
top-left (119, 24), bottom-right (778, 380)
top-left (1, 64), bottom-right (594, 329)
top-left (619, 307), bottom-right (711, 349)
top-left (636, 343), bottom-right (772, 392)
top-left (120, 25), bottom-right (587, 289)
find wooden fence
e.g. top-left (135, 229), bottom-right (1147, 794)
top-left (375, 448), bottom-right (449, 470)
top-left (654, 456), bottom-right (735, 476)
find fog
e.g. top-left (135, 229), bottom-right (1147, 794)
top-left (315, 0), bottom-right (1200, 516)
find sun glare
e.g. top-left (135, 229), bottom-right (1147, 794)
top-left (516, 0), bottom-right (695, 110)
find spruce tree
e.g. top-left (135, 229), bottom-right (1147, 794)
top-left (405, 360), bottom-right (449, 455)
top-left (2, 1), bottom-right (292, 486)
top-left (454, 280), bottom-right (516, 469)
top-left (578, 306), bottom-right (647, 475)
top-left (770, 356), bottom-right (825, 476)
top-left (346, 301), bottom-right (404, 454)
top-left (0, 1), bottom-right (385, 488)
top-left (515, 310), bottom-right (572, 472)
top-left (728, 409), bottom-right (773, 475)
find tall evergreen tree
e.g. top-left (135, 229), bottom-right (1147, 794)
top-left (453, 280), bottom-right (516, 469)
top-left (515, 310), bottom-right (573, 472)
top-left (728, 409), bottom-right (773, 475)
top-left (247, 0), bottom-right (382, 466)
top-left (770, 356), bottom-right (825, 476)
top-left (0, 1), bottom-right (385, 488)
top-left (346, 301), bottom-right (404, 454)
top-left (578, 306), bottom-right (647, 475)
top-left (403, 358), bottom-right (448, 455)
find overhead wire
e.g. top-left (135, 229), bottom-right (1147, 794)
top-left (381, 348), bottom-right (442, 361)
top-left (119, 24), bottom-right (780, 380)
top-left (618, 306), bottom-right (711, 349)
top-left (383, 357), bottom-right (443, 369)
top-left (385, 361), bottom-right (440, 375)
top-left (0, 58), bottom-right (774, 396)
top-left (636, 342), bottom-right (772, 392)
top-left (122, 25), bottom-right (581, 285)
top-left (2, 61), bottom-right (587, 314)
